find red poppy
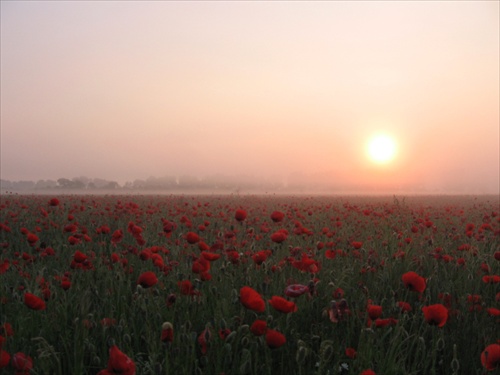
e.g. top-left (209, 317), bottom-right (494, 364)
top-left (397, 301), bottom-right (412, 313)
top-left (234, 209), bottom-right (247, 222)
top-left (24, 293), bottom-right (46, 311)
top-left (367, 304), bottom-right (382, 320)
top-left (240, 286), bottom-right (265, 312)
top-left (218, 328), bottom-right (231, 340)
top-left (268, 296), bottom-right (297, 313)
top-left (265, 329), bottom-right (286, 349)
top-left (422, 304), bottom-right (448, 327)
top-left (374, 318), bottom-right (398, 328)
top-left (137, 271), bottom-right (158, 288)
top-left (0, 260), bottom-right (9, 274)
top-left (0, 323), bottom-right (13, 337)
top-left (186, 232), bottom-right (200, 244)
top-left (111, 230), bottom-right (123, 245)
top-left (402, 271), bottom-right (426, 293)
top-left (27, 233), bottom-right (38, 246)
top-left (73, 250), bottom-right (88, 263)
top-left (284, 284), bottom-right (309, 298)
top-left (198, 327), bottom-right (212, 354)
top-left (250, 320), bottom-right (267, 336)
top-left (252, 250), bottom-right (269, 265)
top-left (98, 345), bottom-right (136, 375)
top-left (161, 322), bottom-right (174, 343)
top-left (270, 211), bottom-right (285, 222)
top-left (0, 350), bottom-right (9, 368)
top-left (360, 370), bottom-right (376, 375)
top-left (270, 231), bottom-right (287, 244)
top-left (487, 308), bottom-right (500, 317)
top-left (11, 352), bottom-right (33, 373)
top-left (345, 347), bottom-right (357, 359)
top-left (192, 258), bottom-right (210, 274)
top-left (61, 279), bottom-right (71, 291)
top-left (178, 280), bottom-right (195, 296)
top-left (351, 241), bottom-right (363, 249)
top-left (201, 252), bottom-right (220, 262)
top-left (481, 343), bottom-right (500, 371)
top-left (48, 198), bottom-right (60, 206)
top-left (482, 275), bottom-right (500, 284)
top-left (325, 249), bottom-right (336, 259)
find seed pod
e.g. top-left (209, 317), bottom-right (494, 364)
top-left (296, 346), bottom-right (308, 365)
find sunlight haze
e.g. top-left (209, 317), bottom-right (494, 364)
top-left (1, 1), bottom-right (498, 193)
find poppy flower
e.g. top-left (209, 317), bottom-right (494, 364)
top-left (268, 296), bottom-right (297, 313)
top-left (0, 350), bottom-right (9, 368)
top-left (198, 327), bottom-right (212, 354)
top-left (265, 329), bottom-right (286, 349)
top-left (351, 241), bottom-right (363, 249)
top-left (270, 211), bottom-right (285, 222)
top-left (482, 275), bottom-right (500, 284)
top-left (178, 280), bottom-right (195, 296)
top-left (367, 304), bottom-right (382, 320)
top-left (487, 308), bottom-right (500, 317)
top-left (234, 209), bottom-right (247, 222)
top-left (161, 322), bottom-right (174, 343)
top-left (98, 345), bottom-right (136, 375)
top-left (192, 258), bottom-right (210, 274)
top-left (328, 299), bottom-right (351, 323)
top-left (0, 260), bottom-right (9, 274)
top-left (402, 271), bottom-right (426, 293)
top-left (137, 271), bottom-right (158, 288)
top-left (48, 198), bottom-right (60, 206)
top-left (325, 250), bottom-right (336, 259)
top-left (73, 250), bottom-right (88, 263)
top-left (111, 230), bottom-right (123, 245)
top-left (422, 304), bottom-right (448, 327)
top-left (24, 293), bottom-right (46, 311)
top-left (0, 323), bottom-right (13, 337)
top-left (11, 352), bottom-right (33, 373)
top-left (270, 231), bottom-right (287, 244)
top-left (26, 233), bottom-right (38, 246)
top-left (240, 286), bottom-right (265, 312)
top-left (360, 370), bottom-right (376, 375)
top-left (61, 279), bottom-right (71, 291)
top-left (185, 232), bottom-right (200, 244)
top-left (250, 319), bottom-right (267, 336)
top-left (284, 284), bottom-right (309, 298)
top-left (374, 318), bottom-right (398, 328)
top-left (201, 251), bottom-right (220, 262)
top-left (218, 328), bottom-right (231, 340)
top-left (481, 343), bottom-right (500, 371)
top-left (345, 347), bottom-right (357, 359)
top-left (397, 301), bottom-right (412, 313)
top-left (252, 250), bottom-right (269, 265)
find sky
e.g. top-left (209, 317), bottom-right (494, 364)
top-left (1, 1), bottom-right (499, 193)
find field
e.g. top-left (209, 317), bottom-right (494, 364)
top-left (0, 194), bottom-right (499, 374)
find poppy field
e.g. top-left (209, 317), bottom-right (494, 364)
top-left (0, 194), bottom-right (499, 374)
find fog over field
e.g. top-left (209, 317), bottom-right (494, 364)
top-left (1, 1), bottom-right (498, 194)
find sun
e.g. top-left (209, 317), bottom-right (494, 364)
top-left (367, 134), bottom-right (397, 164)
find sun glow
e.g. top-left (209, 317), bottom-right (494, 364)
top-left (367, 134), bottom-right (397, 164)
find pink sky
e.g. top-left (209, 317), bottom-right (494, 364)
top-left (1, 1), bottom-right (498, 193)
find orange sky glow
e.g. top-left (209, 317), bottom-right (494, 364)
top-left (1, 1), bottom-right (498, 193)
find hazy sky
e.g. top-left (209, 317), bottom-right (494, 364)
top-left (1, 1), bottom-right (499, 193)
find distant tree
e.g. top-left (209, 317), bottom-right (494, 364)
top-left (57, 178), bottom-right (73, 188)
top-left (105, 181), bottom-right (119, 189)
top-left (35, 180), bottom-right (58, 189)
top-left (71, 178), bottom-right (86, 189)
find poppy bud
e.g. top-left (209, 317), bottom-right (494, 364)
top-left (161, 322), bottom-right (174, 343)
